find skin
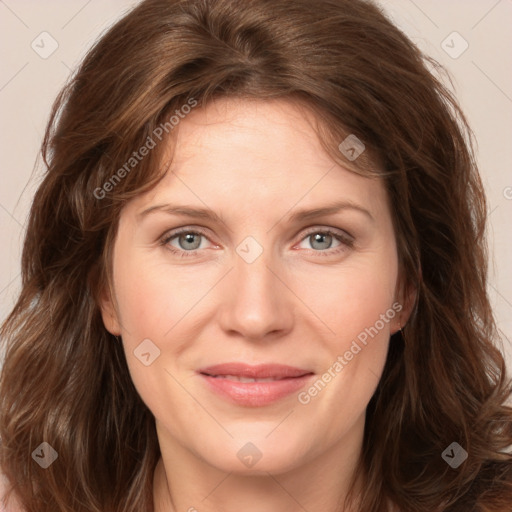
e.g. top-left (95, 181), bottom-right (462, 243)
top-left (100, 97), bottom-right (413, 512)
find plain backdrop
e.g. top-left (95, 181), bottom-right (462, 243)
top-left (0, 0), bottom-right (511, 371)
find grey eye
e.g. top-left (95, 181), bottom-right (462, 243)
top-left (308, 232), bottom-right (336, 250)
top-left (176, 232), bottom-right (203, 250)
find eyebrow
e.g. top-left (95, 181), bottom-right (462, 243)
top-left (137, 199), bottom-right (374, 227)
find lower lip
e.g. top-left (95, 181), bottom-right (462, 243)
top-left (200, 374), bottom-right (314, 407)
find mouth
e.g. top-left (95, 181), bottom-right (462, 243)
top-left (197, 363), bottom-right (315, 407)
top-left (206, 375), bottom-right (292, 382)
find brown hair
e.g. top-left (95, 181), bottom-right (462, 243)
top-left (1, 0), bottom-right (511, 510)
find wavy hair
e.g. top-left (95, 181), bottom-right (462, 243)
top-left (1, 0), bottom-right (511, 510)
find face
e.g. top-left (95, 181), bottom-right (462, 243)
top-left (101, 97), bottom-right (406, 475)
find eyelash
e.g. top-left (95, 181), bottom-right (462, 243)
top-left (159, 226), bottom-right (354, 259)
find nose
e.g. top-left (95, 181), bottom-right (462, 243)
top-left (216, 244), bottom-right (295, 342)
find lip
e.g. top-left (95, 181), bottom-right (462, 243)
top-left (197, 363), bottom-right (315, 407)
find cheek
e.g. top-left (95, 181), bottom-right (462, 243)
top-left (298, 258), bottom-right (398, 342)
top-left (295, 265), bottom-right (396, 432)
top-left (114, 243), bottom-right (398, 351)
top-left (111, 258), bottom-right (199, 420)
top-left (112, 256), bottom-right (200, 341)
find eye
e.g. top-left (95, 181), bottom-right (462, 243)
top-left (295, 228), bottom-right (354, 256)
top-left (160, 228), bottom-right (213, 258)
top-left (159, 226), bottom-right (354, 259)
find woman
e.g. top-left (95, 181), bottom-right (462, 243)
top-left (1, 0), bottom-right (511, 510)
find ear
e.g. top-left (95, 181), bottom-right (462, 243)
top-left (98, 283), bottom-right (122, 336)
top-left (391, 276), bottom-right (418, 334)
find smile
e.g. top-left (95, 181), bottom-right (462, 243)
top-left (197, 363), bottom-right (315, 407)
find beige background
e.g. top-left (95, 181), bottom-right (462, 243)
top-left (0, 0), bottom-right (511, 370)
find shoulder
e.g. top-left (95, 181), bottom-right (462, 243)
top-left (0, 473), bottom-right (24, 512)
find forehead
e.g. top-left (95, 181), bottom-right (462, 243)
top-left (124, 97), bottom-right (389, 221)
top-left (171, 97), bottom-right (331, 166)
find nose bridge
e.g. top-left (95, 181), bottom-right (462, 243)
top-left (217, 235), bottom-right (294, 340)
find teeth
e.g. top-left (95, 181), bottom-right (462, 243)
top-left (213, 375), bottom-right (280, 382)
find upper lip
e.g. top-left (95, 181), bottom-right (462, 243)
top-left (198, 363), bottom-right (313, 379)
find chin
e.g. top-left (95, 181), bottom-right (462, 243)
top-left (200, 430), bottom-right (312, 475)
